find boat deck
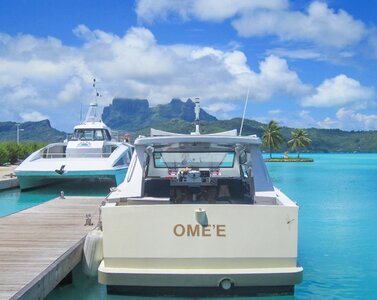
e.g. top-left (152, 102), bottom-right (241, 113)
top-left (0, 196), bottom-right (104, 299)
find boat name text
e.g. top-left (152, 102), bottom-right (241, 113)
top-left (173, 224), bottom-right (226, 237)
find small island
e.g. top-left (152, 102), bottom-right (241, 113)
top-left (265, 157), bottom-right (314, 162)
top-left (262, 121), bottom-right (314, 162)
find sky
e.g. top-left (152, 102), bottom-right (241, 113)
top-left (0, 0), bottom-right (376, 132)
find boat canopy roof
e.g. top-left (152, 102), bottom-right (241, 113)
top-left (74, 122), bottom-right (110, 131)
top-left (135, 134), bottom-right (261, 147)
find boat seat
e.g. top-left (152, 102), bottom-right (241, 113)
top-left (144, 179), bottom-right (171, 198)
top-left (217, 178), bottom-right (244, 199)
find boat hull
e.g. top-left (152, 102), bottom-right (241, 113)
top-left (100, 262), bottom-right (302, 296)
top-left (99, 203), bottom-right (302, 295)
top-left (16, 168), bottom-right (127, 190)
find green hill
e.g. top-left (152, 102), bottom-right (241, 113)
top-left (0, 120), bottom-right (66, 143)
top-left (1, 98), bottom-right (377, 152)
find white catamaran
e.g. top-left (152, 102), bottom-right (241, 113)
top-left (97, 98), bottom-right (302, 296)
top-left (15, 103), bottom-right (133, 190)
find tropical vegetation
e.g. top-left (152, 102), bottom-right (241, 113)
top-left (0, 142), bottom-right (46, 165)
top-left (288, 129), bottom-right (312, 158)
top-left (261, 121), bottom-right (284, 158)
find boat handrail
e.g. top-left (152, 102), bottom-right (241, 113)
top-left (41, 152), bottom-right (115, 159)
top-left (28, 140), bottom-right (130, 161)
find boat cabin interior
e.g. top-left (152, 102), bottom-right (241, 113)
top-left (142, 144), bottom-right (253, 204)
top-left (115, 138), bottom-right (280, 205)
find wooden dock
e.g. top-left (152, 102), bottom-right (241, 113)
top-left (0, 196), bottom-right (104, 299)
top-left (0, 166), bottom-right (18, 190)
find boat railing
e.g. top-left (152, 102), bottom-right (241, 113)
top-left (42, 152), bottom-right (114, 159)
top-left (28, 143), bottom-right (65, 161)
top-left (31, 143), bottom-right (116, 160)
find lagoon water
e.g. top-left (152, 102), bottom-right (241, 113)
top-left (1, 153), bottom-right (377, 299)
top-left (0, 179), bottom-right (114, 217)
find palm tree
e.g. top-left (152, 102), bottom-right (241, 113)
top-left (288, 129), bottom-right (312, 158)
top-left (261, 121), bottom-right (284, 158)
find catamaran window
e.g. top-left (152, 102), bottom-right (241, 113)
top-left (94, 130), bottom-right (104, 140)
top-left (72, 129), bottom-right (95, 140)
top-left (72, 129), bottom-right (110, 141)
top-left (153, 152), bottom-right (235, 168)
top-left (104, 130), bottom-right (111, 141)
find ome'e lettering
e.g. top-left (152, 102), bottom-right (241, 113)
top-left (173, 224), bottom-right (226, 237)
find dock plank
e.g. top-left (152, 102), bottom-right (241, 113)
top-left (0, 196), bottom-right (104, 299)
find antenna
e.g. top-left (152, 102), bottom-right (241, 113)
top-left (92, 78), bottom-right (101, 105)
top-left (194, 97), bottom-right (200, 135)
top-left (239, 88), bottom-right (249, 136)
top-left (84, 78), bottom-right (102, 123)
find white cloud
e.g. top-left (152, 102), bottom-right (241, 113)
top-left (0, 26), bottom-right (312, 130)
top-left (268, 109), bottom-right (282, 115)
top-left (136, 0), bottom-right (287, 23)
top-left (203, 102), bottom-right (237, 114)
top-left (19, 111), bottom-right (48, 122)
top-left (256, 108), bottom-right (377, 131)
top-left (314, 108), bottom-right (377, 131)
top-left (297, 108), bottom-right (377, 130)
top-left (57, 77), bottom-right (83, 102)
top-left (233, 2), bottom-right (366, 48)
top-left (315, 117), bottom-right (339, 129)
top-left (203, 102), bottom-right (237, 119)
top-left (369, 34), bottom-right (377, 59)
top-left (256, 109), bottom-right (317, 129)
top-left (266, 48), bottom-right (323, 60)
top-left (136, 1), bottom-right (366, 50)
top-left (335, 107), bottom-right (377, 130)
top-left (302, 74), bottom-right (374, 107)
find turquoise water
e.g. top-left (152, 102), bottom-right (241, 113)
top-left (2, 153), bottom-right (377, 299)
top-left (0, 179), bottom-right (114, 217)
top-left (268, 153), bottom-right (377, 299)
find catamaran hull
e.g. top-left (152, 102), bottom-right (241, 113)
top-left (99, 203), bottom-right (302, 296)
top-left (16, 169), bottom-right (127, 190)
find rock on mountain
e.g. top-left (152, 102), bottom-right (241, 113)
top-left (102, 98), bottom-right (217, 131)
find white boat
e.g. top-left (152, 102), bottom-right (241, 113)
top-left (15, 103), bottom-right (133, 190)
top-left (98, 99), bottom-right (302, 296)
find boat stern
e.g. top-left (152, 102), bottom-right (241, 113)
top-left (98, 203), bottom-right (302, 295)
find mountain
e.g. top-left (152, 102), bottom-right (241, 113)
top-left (0, 120), bottom-right (66, 143)
top-left (1, 98), bottom-right (377, 152)
top-left (102, 98), bottom-right (217, 132)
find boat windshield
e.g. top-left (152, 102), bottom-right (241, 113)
top-left (71, 129), bottom-right (110, 141)
top-left (153, 151), bottom-right (235, 168)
